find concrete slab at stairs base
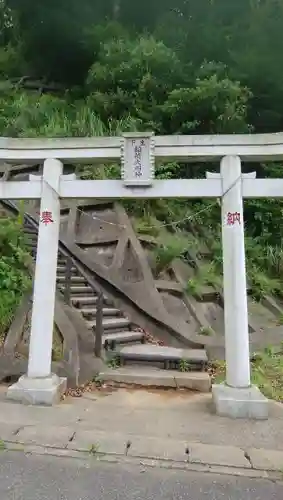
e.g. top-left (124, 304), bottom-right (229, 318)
top-left (100, 367), bottom-right (211, 392)
top-left (212, 383), bottom-right (269, 420)
top-left (6, 373), bottom-right (67, 406)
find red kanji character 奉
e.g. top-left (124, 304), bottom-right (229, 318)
top-left (40, 211), bottom-right (54, 225)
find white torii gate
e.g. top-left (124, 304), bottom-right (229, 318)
top-left (2, 132), bottom-right (283, 418)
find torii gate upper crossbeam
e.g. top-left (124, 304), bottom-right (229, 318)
top-left (2, 132), bottom-right (283, 163)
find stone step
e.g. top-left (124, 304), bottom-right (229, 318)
top-left (57, 259), bottom-right (67, 265)
top-left (103, 331), bottom-right (144, 346)
top-left (72, 296), bottom-right (114, 308)
top-left (116, 345), bottom-right (208, 369)
top-left (57, 265), bottom-right (77, 273)
top-left (80, 307), bottom-right (121, 318)
top-left (67, 285), bottom-right (95, 295)
top-left (57, 276), bottom-right (86, 283)
top-left (86, 317), bottom-right (130, 330)
top-left (99, 366), bottom-right (211, 392)
top-left (71, 296), bottom-right (99, 306)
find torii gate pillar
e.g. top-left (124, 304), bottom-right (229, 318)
top-left (7, 159), bottom-right (67, 405)
top-left (211, 156), bottom-right (268, 419)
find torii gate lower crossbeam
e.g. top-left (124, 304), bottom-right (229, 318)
top-left (3, 134), bottom-right (279, 419)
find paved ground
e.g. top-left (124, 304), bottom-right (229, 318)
top-left (0, 452), bottom-right (282, 500)
top-left (1, 386), bottom-right (283, 477)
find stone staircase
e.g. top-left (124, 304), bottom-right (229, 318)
top-left (24, 220), bottom-right (211, 392)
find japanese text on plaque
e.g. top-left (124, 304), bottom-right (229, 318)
top-left (132, 139), bottom-right (145, 178)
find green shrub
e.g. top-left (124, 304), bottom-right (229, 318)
top-left (0, 216), bottom-right (32, 337)
top-left (153, 236), bottom-right (190, 276)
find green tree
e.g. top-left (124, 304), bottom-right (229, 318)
top-left (86, 34), bottom-right (186, 129)
top-left (162, 72), bottom-right (251, 134)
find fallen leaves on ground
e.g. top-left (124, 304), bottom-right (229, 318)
top-left (64, 327), bottom-right (164, 398)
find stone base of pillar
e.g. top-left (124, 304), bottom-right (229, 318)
top-left (212, 383), bottom-right (268, 420)
top-left (6, 373), bottom-right (67, 406)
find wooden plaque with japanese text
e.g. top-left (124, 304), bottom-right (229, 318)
top-left (122, 133), bottom-right (154, 187)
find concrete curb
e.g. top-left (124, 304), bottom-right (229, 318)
top-left (1, 433), bottom-right (283, 482)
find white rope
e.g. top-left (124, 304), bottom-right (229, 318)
top-left (76, 203), bottom-right (218, 230)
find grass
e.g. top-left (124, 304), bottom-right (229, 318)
top-left (179, 359), bottom-right (191, 372)
top-left (187, 238), bottom-right (282, 302)
top-left (213, 345), bottom-right (283, 402)
top-left (107, 355), bottom-right (121, 369)
top-left (132, 215), bottom-right (162, 238)
top-left (152, 233), bottom-right (191, 276)
top-left (133, 209), bottom-right (283, 305)
top-left (153, 245), bottom-right (183, 276)
top-left (89, 443), bottom-right (100, 456)
top-left (185, 227), bottom-right (283, 301)
top-left (186, 261), bottom-right (222, 298)
top-left (199, 326), bottom-right (214, 336)
top-left (93, 374), bottom-right (103, 386)
top-left (247, 265), bottom-right (281, 301)
top-left (186, 278), bottom-right (203, 299)
top-left (133, 212), bottom-right (202, 276)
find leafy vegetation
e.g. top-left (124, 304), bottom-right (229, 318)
top-left (213, 345), bottom-right (283, 402)
top-left (199, 326), bottom-right (214, 337)
top-left (133, 215), bottom-right (162, 238)
top-left (0, 214), bottom-right (31, 340)
top-left (153, 234), bottom-right (190, 277)
top-left (186, 262), bottom-right (222, 296)
top-left (89, 443), bottom-right (100, 456)
top-left (179, 359), bottom-right (191, 373)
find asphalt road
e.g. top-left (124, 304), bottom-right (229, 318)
top-left (0, 452), bottom-right (282, 500)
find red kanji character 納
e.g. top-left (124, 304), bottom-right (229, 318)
top-left (227, 212), bottom-right (234, 225)
top-left (226, 211), bottom-right (241, 226)
top-left (40, 211), bottom-right (54, 225)
top-left (233, 212), bottom-right (241, 224)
